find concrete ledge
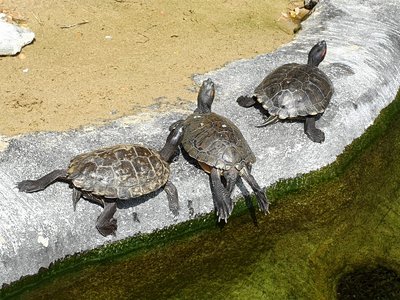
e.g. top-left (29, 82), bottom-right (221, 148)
top-left (0, 0), bottom-right (399, 285)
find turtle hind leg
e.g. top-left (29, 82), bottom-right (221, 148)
top-left (237, 95), bottom-right (257, 108)
top-left (241, 166), bottom-right (269, 214)
top-left (82, 193), bottom-right (117, 236)
top-left (96, 201), bottom-right (118, 237)
top-left (17, 169), bottom-right (68, 193)
top-left (210, 167), bottom-right (233, 222)
top-left (164, 180), bottom-right (179, 216)
top-left (304, 116), bottom-right (325, 143)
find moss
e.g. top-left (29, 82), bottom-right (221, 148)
top-left (2, 89), bottom-right (400, 299)
top-left (337, 266), bottom-right (400, 299)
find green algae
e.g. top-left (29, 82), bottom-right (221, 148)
top-left (2, 89), bottom-right (400, 299)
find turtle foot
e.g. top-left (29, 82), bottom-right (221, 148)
top-left (256, 189), bottom-right (270, 214)
top-left (17, 180), bottom-right (42, 193)
top-left (96, 218), bottom-right (118, 237)
top-left (237, 96), bottom-right (256, 108)
top-left (304, 117), bottom-right (325, 143)
top-left (96, 202), bottom-right (118, 237)
top-left (210, 168), bottom-right (233, 222)
top-left (306, 128), bottom-right (325, 143)
top-left (216, 201), bottom-right (233, 223)
top-left (164, 180), bottom-right (180, 216)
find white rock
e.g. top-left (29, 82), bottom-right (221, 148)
top-left (0, 13), bottom-right (35, 56)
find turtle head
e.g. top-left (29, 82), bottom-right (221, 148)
top-left (307, 40), bottom-right (327, 67)
top-left (195, 78), bottom-right (215, 114)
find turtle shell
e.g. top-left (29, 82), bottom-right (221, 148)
top-left (182, 112), bottom-right (255, 171)
top-left (67, 144), bottom-right (170, 199)
top-left (255, 63), bottom-right (333, 119)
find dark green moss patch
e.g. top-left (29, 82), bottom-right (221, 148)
top-left (2, 90), bottom-right (400, 299)
top-left (337, 266), bottom-right (400, 300)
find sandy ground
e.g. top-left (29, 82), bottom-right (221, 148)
top-left (0, 0), bottom-right (296, 136)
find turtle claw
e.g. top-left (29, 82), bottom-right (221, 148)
top-left (210, 167), bottom-right (233, 222)
top-left (255, 187), bottom-right (269, 214)
top-left (255, 115), bottom-right (279, 127)
top-left (257, 194), bottom-right (270, 215)
top-left (216, 201), bottom-right (233, 223)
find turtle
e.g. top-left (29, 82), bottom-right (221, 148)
top-left (17, 123), bottom-right (184, 237)
top-left (237, 40), bottom-right (334, 143)
top-left (171, 78), bottom-right (269, 222)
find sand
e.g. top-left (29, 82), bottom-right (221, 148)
top-left (0, 0), bottom-right (296, 136)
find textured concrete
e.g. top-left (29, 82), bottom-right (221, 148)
top-left (0, 0), bottom-right (399, 285)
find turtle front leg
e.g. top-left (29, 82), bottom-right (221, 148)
top-left (241, 166), bottom-right (269, 214)
top-left (164, 180), bottom-right (179, 216)
top-left (304, 116), bottom-right (325, 143)
top-left (168, 119), bottom-right (184, 131)
top-left (96, 201), bottom-right (118, 237)
top-left (237, 95), bottom-right (258, 108)
top-left (210, 167), bottom-right (233, 222)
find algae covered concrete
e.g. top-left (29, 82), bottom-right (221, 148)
top-left (0, 0), bottom-right (400, 286)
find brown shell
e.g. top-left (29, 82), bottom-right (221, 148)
top-left (67, 144), bottom-right (169, 199)
top-left (255, 63), bottom-right (333, 119)
top-left (182, 112), bottom-right (255, 171)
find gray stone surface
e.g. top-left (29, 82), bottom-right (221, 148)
top-left (0, 0), bottom-right (399, 285)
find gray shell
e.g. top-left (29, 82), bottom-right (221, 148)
top-left (182, 112), bottom-right (255, 171)
top-left (255, 63), bottom-right (334, 119)
top-left (67, 144), bottom-right (169, 199)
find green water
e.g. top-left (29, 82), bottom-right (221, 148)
top-left (2, 90), bottom-right (400, 299)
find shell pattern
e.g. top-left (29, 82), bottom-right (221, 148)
top-left (67, 144), bottom-right (170, 199)
top-left (255, 63), bottom-right (333, 119)
top-left (182, 112), bottom-right (256, 171)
